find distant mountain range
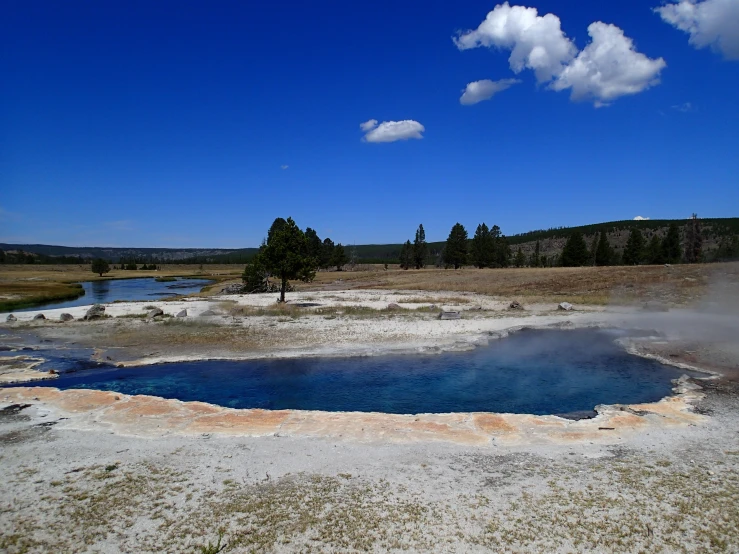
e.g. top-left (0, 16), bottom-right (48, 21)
top-left (2, 217), bottom-right (738, 264)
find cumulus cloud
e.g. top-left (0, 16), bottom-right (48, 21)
top-left (551, 23), bottom-right (666, 106)
top-left (459, 78), bottom-right (521, 105)
top-left (359, 119), bottom-right (378, 132)
top-left (360, 120), bottom-right (425, 143)
top-left (633, 216), bottom-right (651, 221)
top-left (656, 0), bottom-right (739, 60)
top-left (454, 2), bottom-right (576, 82)
top-left (455, 3), bottom-right (666, 105)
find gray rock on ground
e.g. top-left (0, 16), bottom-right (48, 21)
top-left (199, 310), bottom-right (217, 317)
top-left (6, 314), bottom-right (17, 322)
top-left (59, 313), bottom-right (74, 322)
top-left (220, 283), bottom-right (247, 295)
top-left (558, 302), bottom-right (574, 311)
top-left (146, 308), bottom-right (164, 319)
top-left (83, 304), bottom-right (106, 320)
top-left (33, 314), bottom-right (46, 320)
top-left (387, 303), bottom-right (401, 310)
top-left (439, 311), bottom-right (461, 320)
top-left (175, 309), bottom-right (187, 318)
top-left (509, 301), bottom-right (523, 310)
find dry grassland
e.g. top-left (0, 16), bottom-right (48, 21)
top-left (306, 262), bottom-right (739, 305)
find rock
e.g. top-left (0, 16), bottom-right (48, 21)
top-left (387, 303), bottom-right (401, 310)
top-left (33, 314), bottom-right (46, 320)
top-left (200, 310), bottom-right (217, 317)
top-left (83, 304), bottom-right (106, 320)
top-left (469, 305), bottom-right (482, 311)
top-left (220, 283), bottom-right (247, 295)
top-left (509, 301), bottom-right (523, 310)
top-left (146, 308), bottom-right (164, 319)
top-left (6, 314), bottom-right (17, 322)
top-left (176, 309), bottom-right (188, 318)
top-left (642, 301), bottom-right (669, 312)
top-left (59, 313), bottom-right (74, 322)
top-left (558, 302), bottom-right (574, 311)
top-left (439, 311), bottom-right (461, 320)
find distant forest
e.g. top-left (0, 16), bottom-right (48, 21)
top-left (2, 216), bottom-right (738, 267)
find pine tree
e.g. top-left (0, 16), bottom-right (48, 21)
top-left (662, 223), bottom-right (681, 264)
top-left (304, 227), bottom-right (323, 263)
top-left (471, 223), bottom-right (493, 268)
top-left (259, 217), bottom-right (318, 302)
top-left (331, 243), bottom-right (348, 271)
top-left (530, 240), bottom-right (540, 268)
top-left (623, 228), bottom-right (646, 265)
top-left (91, 258), bottom-right (110, 277)
top-left (413, 224), bottom-right (428, 269)
top-left (514, 247), bottom-right (525, 268)
top-left (595, 230), bottom-right (612, 266)
top-left (443, 223), bottom-right (468, 269)
top-left (320, 238), bottom-right (334, 269)
top-left (399, 240), bottom-right (413, 270)
top-left (684, 214), bottom-right (703, 263)
top-left (646, 235), bottom-right (665, 264)
top-left (561, 231), bottom-right (589, 267)
top-left (496, 235), bottom-right (512, 268)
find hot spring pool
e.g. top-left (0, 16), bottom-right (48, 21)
top-left (11, 329), bottom-right (692, 416)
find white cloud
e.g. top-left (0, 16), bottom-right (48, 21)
top-left (672, 102), bottom-right (693, 112)
top-left (633, 216), bottom-right (650, 221)
top-left (359, 119), bottom-right (378, 132)
top-left (460, 78), bottom-right (521, 105)
top-left (455, 3), bottom-right (666, 105)
top-left (280, 164), bottom-right (289, 170)
top-left (551, 22), bottom-right (666, 106)
top-left (361, 120), bottom-right (425, 143)
top-left (656, 0), bottom-right (739, 60)
top-left (454, 2), bottom-right (576, 82)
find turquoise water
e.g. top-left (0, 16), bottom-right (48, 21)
top-left (14, 329), bottom-right (688, 415)
top-left (17, 277), bottom-right (213, 312)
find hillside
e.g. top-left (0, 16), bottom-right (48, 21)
top-left (2, 217), bottom-right (737, 265)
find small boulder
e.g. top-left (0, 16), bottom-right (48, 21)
top-left (175, 309), bottom-right (188, 318)
top-left (200, 310), bottom-right (217, 317)
top-left (219, 283), bottom-right (247, 295)
top-left (6, 314), bottom-right (17, 322)
top-left (83, 304), bottom-right (106, 320)
top-left (387, 303), bottom-right (401, 310)
top-left (146, 307), bottom-right (164, 319)
top-left (33, 313), bottom-right (46, 320)
top-left (439, 311), bottom-right (461, 320)
top-left (558, 302), bottom-right (574, 311)
top-left (509, 301), bottom-right (523, 310)
top-left (59, 313), bottom-right (74, 322)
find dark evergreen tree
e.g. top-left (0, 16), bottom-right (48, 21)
top-left (242, 250), bottom-right (273, 293)
top-left (514, 247), bottom-right (525, 268)
top-left (595, 230), bottom-right (612, 266)
top-left (496, 235), bottom-right (512, 268)
top-left (623, 228), bottom-right (646, 265)
top-left (530, 240), bottom-right (540, 268)
top-left (320, 238), bottom-right (335, 269)
top-left (413, 224), bottom-right (428, 269)
top-left (399, 240), bottom-right (413, 270)
top-left (91, 258), bottom-right (110, 277)
top-left (561, 231), bottom-right (589, 267)
top-left (646, 235), bottom-right (665, 265)
top-left (662, 223), bottom-right (681, 264)
top-left (331, 243), bottom-right (349, 271)
top-left (471, 223), bottom-right (493, 268)
top-left (684, 214), bottom-right (703, 263)
top-left (304, 227), bottom-right (323, 262)
top-left (443, 223), bottom-right (468, 269)
top-left (259, 217), bottom-right (317, 302)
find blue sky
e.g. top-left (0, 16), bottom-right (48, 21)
top-left (2, 0), bottom-right (738, 248)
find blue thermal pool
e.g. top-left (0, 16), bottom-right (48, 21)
top-left (7, 329), bottom-right (691, 416)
